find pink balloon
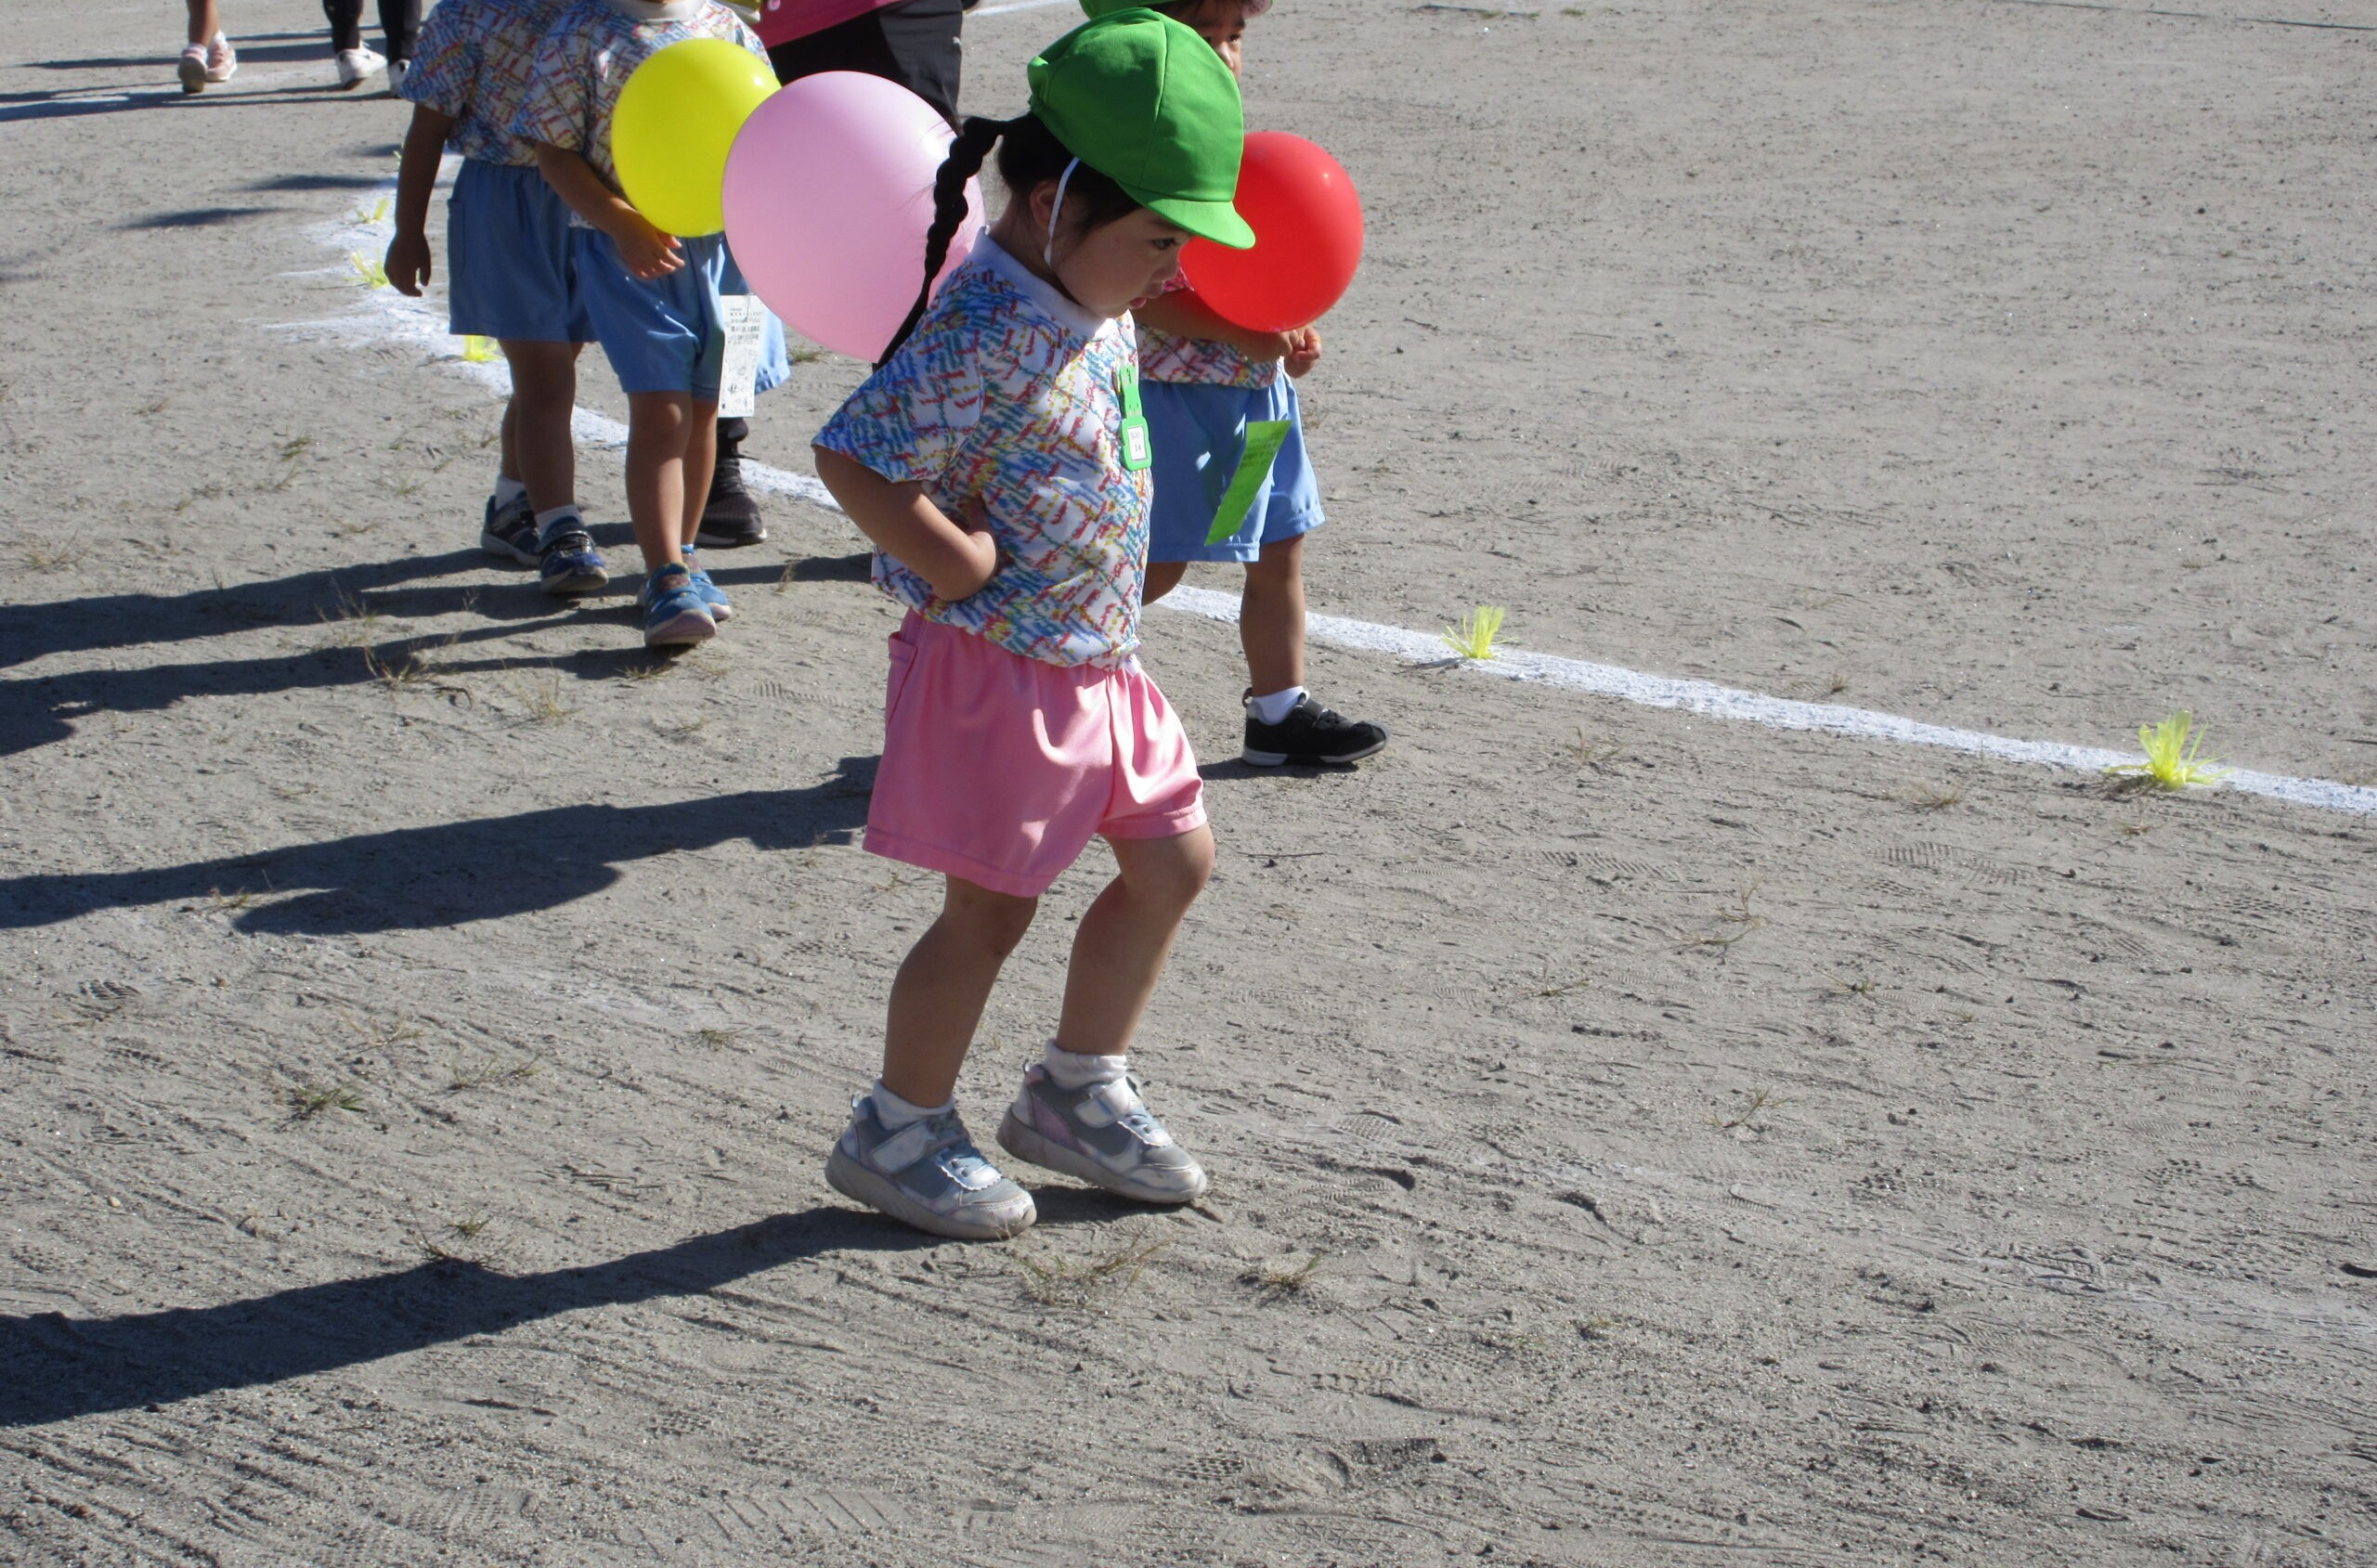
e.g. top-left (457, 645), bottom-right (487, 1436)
top-left (722, 71), bottom-right (983, 363)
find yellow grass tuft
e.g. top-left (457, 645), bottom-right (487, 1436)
top-left (1441, 605), bottom-right (1506, 661)
top-left (2106, 712), bottom-right (2228, 791)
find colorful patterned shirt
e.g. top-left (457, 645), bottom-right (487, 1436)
top-left (815, 237), bottom-right (1151, 671)
top-left (396, 0), bottom-right (569, 167)
top-left (1137, 276), bottom-right (1281, 390)
top-left (513, 0), bottom-right (765, 224)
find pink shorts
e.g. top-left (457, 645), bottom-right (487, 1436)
top-left (866, 613), bottom-right (1207, 899)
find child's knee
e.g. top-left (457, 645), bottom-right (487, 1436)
top-left (1124, 830), bottom-right (1214, 909)
top-left (943, 881), bottom-right (1038, 955)
top-left (626, 392), bottom-right (692, 443)
top-left (1245, 534), bottom-right (1304, 583)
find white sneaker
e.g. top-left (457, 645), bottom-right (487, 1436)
top-left (386, 58), bottom-right (408, 96)
top-left (205, 33), bottom-right (238, 83)
top-left (335, 46), bottom-right (385, 90)
top-left (177, 45), bottom-right (208, 95)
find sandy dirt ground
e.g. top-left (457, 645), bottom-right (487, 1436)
top-left (3, 0), bottom-right (2374, 1563)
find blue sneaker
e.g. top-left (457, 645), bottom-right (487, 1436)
top-left (537, 515), bottom-right (609, 598)
top-left (638, 563), bottom-right (716, 648)
top-left (479, 491), bottom-right (538, 564)
top-left (681, 552), bottom-right (734, 624)
top-left (996, 1063), bottom-right (1209, 1204)
top-left (826, 1095), bottom-right (1036, 1240)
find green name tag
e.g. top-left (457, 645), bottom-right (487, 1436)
top-left (1205, 420), bottom-right (1293, 544)
top-left (1115, 369), bottom-right (1152, 473)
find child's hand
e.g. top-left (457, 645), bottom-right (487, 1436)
top-left (612, 214), bottom-right (684, 280)
top-left (1283, 326), bottom-right (1324, 379)
top-left (384, 231), bottom-right (433, 297)
top-left (1241, 328), bottom-right (1298, 363)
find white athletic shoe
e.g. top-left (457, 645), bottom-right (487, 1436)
top-left (335, 47), bottom-right (385, 90)
top-left (205, 33), bottom-right (238, 83)
top-left (177, 45), bottom-right (209, 95)
top-left (386, 58), bottom-right (408, 97)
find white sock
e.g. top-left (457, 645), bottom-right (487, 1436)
top-left (494, 476), bottom-right (528, 507)
top-left (1042, 1042), bottom-right (1127, 1090)
top-left (533, 504), bottom-right (580, 543)
top-left (867, 1080), bottom-right (951, 1130)
top-left (1247, 686), bottom-right (1306, 726)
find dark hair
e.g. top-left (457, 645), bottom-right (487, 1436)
top-left (878, 112), bottom-right (1141, 365)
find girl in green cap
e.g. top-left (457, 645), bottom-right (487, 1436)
top-left (1086, 0), bottom-right (1388, 770)
top-left (810, 9), bottom-right (1253, 1240)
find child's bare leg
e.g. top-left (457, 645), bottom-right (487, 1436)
top-left (500, 340), bottom-right (579, 510)
top-left (187, 0), bottom-right (219, 45)
top-left (624, 391), bottom-right (693, 573)
top-left (498, 398), bottom-right (519, 486)
top-left (883, 875), bottom-right (1039, 1108)
top-left (678, 398), bottom-right (719, 553)
top-left (1239, 533), bottom-right (1307, 698)
top-left (1055, 826), bottom-right (1214, 1054)
top-left (1143, 560), bottom-right (1188, 604)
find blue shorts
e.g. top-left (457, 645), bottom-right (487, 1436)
top-left (575, 230), bottom-right (792, 400)
top-left (448, 161), bottom-right (592, 343)
top-left (1143, 376), bottom-right (1324, 564)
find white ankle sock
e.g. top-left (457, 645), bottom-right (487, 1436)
top-left (868, 1080), bottom-right (951, 1130)
top-left (533, 504), bottom-right (580, 542)
top-left (1042, 1043), bottom-right (1127, 1090)
top-left (1247, 686), bottom-right (1305, 726)
top-left (494, 476), bottom-right (527, 506)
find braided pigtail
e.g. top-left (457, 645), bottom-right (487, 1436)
top-left (877, 114), bottom-right (1014, 367)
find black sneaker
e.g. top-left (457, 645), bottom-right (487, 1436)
top-left (1242, 693), bottom-right (1390, 768)
top-left (695, 416), bottom-right (767, 548)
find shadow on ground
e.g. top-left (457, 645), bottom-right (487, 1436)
top-left (0, 762), bottom-right (877, 933)
top-left (0, 547), bottom-right (872, 756)
top-left (0, 1209), bottom-right (923, 1429)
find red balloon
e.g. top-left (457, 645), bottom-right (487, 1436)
top-left (1181, 131), bottom-right (1364, 333)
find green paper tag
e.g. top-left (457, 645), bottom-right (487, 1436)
top-left (1115, 369), bottom-right (1152, 473)
top-left (1204, 420), bottom-right (1292, 544)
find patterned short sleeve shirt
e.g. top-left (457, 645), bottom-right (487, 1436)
top-left (1136, 275), bottom-right (1281, 390)
top-left (396, 0), bottom-right (568, 167)
top-left (814, 237), bottom-right (1152, 671)
top-left (512, 0), bottom-right (764, 217)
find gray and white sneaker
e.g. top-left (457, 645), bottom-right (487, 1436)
top-left (996, 1064), bottom-right (1209, 1205)
top-left (825, 1095), bottom-right (1036, 1241)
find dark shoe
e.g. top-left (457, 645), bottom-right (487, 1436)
top-left (695, 417), bottom-right (766, 548)
top-left (536, 518), bottom-right (609, 598)
top-left (1242, 693), bottom-right (1389, 768)
top-left (479, 492), bottom-right (539, 564)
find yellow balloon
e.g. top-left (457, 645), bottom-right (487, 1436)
top-left (613, 39), bottom-right (777, 238)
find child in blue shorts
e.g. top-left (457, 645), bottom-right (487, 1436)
top-left (387, 0), bottom-right (610, 600)
top-left (1090, 0), bottom-right (1389, 768)
top-left (516, 0), bottom-right (789, 649)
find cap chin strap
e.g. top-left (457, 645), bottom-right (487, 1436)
top-left (1044, 158), bottom-right (1081, 274)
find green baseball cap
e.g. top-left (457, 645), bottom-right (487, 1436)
top-left (1029, 11), bottom-right (1255, 250)
top-left (1079, 1), bottom-right (1272, 15)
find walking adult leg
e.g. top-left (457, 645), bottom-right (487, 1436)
top-left (322, 0), bottom-right (361, 53)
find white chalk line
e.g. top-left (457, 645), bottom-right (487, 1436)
top-left (288, 167), bottom-right (2377, 822)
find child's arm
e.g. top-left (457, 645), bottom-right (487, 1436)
top-left (1134, 289), bottom-right (1298, 365)
top-left (529, 142), bottom-right (684, 279)
top-left (384, 104), bottom-right (456, 297)
top-left (812, 447), bottom-right (999, 603)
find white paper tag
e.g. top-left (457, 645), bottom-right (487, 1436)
top-left (716, 294), bottom-right (767, 420)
